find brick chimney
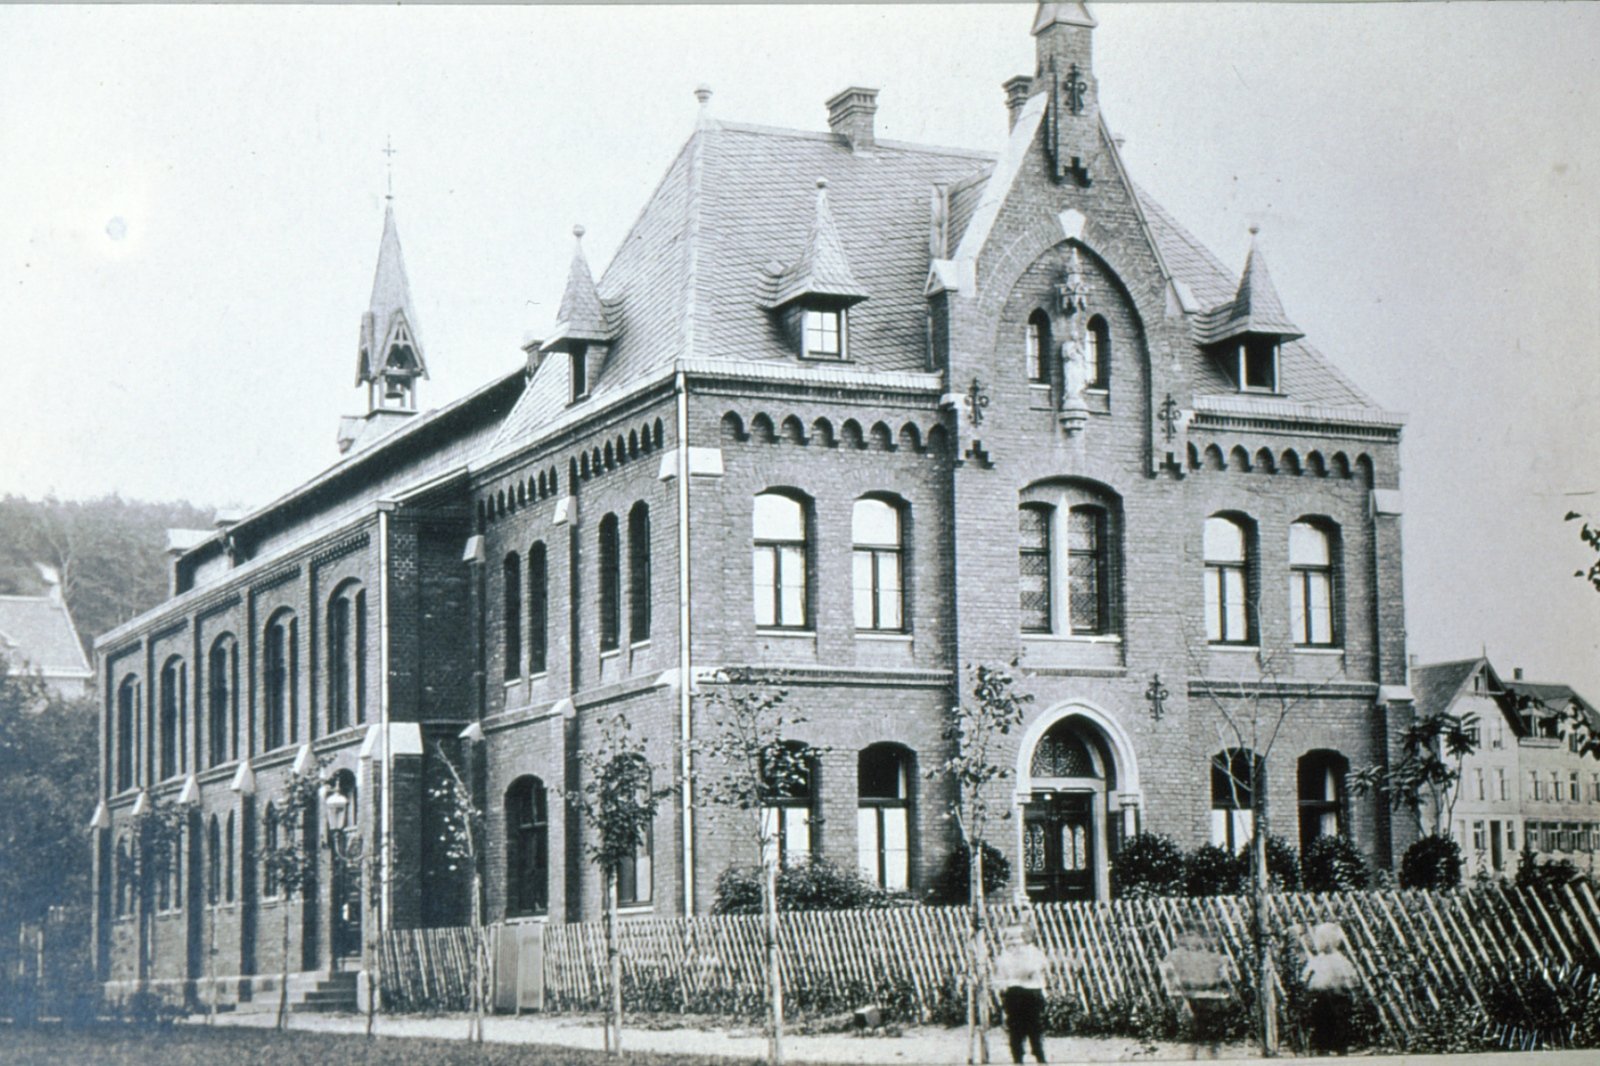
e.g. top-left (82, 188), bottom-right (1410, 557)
top-left (826, 87), bottom-right (878, 151)
top-left (1003, 75), bottom-right (1033, 130)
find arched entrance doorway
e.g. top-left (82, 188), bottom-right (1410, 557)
top-left (1015, 705), bottom-right (1139, 902)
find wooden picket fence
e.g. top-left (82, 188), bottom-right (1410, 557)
top-left (383, 882), bottom-right (1600, 1031)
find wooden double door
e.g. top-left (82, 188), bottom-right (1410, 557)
top-left (1023, 792), bottom-right (1096, 902)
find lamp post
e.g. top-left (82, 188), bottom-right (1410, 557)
top-left (323, 785), bottom-right (364, 972)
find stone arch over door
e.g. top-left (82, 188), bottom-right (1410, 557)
top-left (1013, 701), bottom-right (1141, 902)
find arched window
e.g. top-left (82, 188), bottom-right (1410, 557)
top-left (1290, 521), bottom-right (1338, 647)
top-left (505, 776), bottom-right (549, 917)
top-left (1025, 310), bottom-right (1051, 385)
top-left (263, 611), bottom-right (297, 750)
top-left (1298, 750), bottom-right (1348, 852)
top-left (753, 492), bottom-right (809, 629)
top-left (628, 503), bottom-right (651, 644)
top-left (207, 815), bottom-right (222, 905)
top-left (207, 635), bottom-right (238, 767)
top-left (1020, 485), bottom-right (1122, 637)
top-left (599, 513), bottom-right (621, 652)
top-left (1204, 516), bottom-right (1253, 644)
top-left (760, 740), bottom-right (814, 868)
top-left (1019, 505), bottom-right (1053, 633)
top-left (159, 657), bottom-right (184, 780)
top-left (262, 803), bottom-right (281, 897)
top-left (114, 838), bottom-right (131, 917)
top-left (327, 583), bottom-right (367, 731)
top-left (527, 543), bottom-right (548, 676)
top-left (503, 553), bottom-right (522, 680)
top-left (1210, 748), bottom-right (1261, 852)
top-left (1086, 315), bottom-right (1110, 388)
top-left (224, 811), bottom-right (235, 903)
top-left (116, 676), bottom-right (138, 791)
top-left (852, 497), bottom-right (905, 632)
top-left (858, 745), bottom-right (912, 891)
top-left (615, 756), bottom-right (654, 906)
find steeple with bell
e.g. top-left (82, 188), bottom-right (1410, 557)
top-left (338, 153), bottom-right (431, 455)
top-left (357, 202), bottom-right (427, 414)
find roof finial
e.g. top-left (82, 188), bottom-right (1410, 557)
top-left (695, 83), bottom-right (713, 106)
top-left (382, 136), bottom-right (399, 202)
top-left (1248, 223), bottom-right (1261, 238)
top-left (573, 224), bottom-right (586, 241)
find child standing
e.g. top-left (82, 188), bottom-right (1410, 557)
top-left (1301, 922), bottom-right (1361, 1055)
top-left (992, 923), bottom-right (1048, 1064)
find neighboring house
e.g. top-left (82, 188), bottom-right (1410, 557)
top-left (91, 5), bottom-right (1412, 1005)
top-left (1411, 657), bottom-right (1600, 878)
top-left (0, 568), bottom-right (94, 700)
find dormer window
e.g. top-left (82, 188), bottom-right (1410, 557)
top-left (1236, 337), bottom-right (1279, 393)
top-left (569, 343), bottom-right (589, 404)
top-left (803, 308), bottom-right (843, 360)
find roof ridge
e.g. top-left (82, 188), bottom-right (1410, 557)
top-left (713, 120), bottom-right (997, 162)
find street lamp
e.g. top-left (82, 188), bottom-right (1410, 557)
top-left (323, 781), bottom-right (365, 972)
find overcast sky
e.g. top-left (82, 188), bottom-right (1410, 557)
top-left (3, 2), bottom-right (1598, 696)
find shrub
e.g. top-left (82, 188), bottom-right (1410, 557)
top-left (1248, 835), bottom-right (1301, 891)
top-left (1111, 832), bottom-right (1186, 898)
top-left (1514, 846), bottom-right (1587, 893)
top-left (1184, 844), bottom-right (1242, 896)
top-left (925, 840), bottom-right (1010, 905)
top-left (1479, 958), bottom-right (1594, 1050)
top-left (1301, 835), bottom-right (1369, 892)
top-left (1399, 833), bottom-right (1463, 889)
top-left (710, 857), bottom-right (892, 915)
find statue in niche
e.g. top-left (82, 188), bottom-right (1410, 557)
top-left (1056, 247), bottom-right (1091, 433)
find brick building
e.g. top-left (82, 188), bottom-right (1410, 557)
top-left (91, 3), bottom-right (1411, 1006)
top-left (1413, 658), bottom-right (1600, 878)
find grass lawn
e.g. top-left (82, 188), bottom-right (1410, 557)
top-left (0, 1024), bottom-right (769, 1066)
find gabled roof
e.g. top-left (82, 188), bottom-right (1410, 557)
top-left (762, 179), bottom-right (868, 310)
top-left (492, 92), bottom-right (1378, 444)
top-left (0, 595), bottom-right (92, 679)
top-left (1507, 678), bottom-right (1600, 735)
top-left (1195, 236), bottom-right (1304, 346)
top-left (1410, 657), bottom-right (1494, 721)
top-left (542, 226), bottom-right (613, 350)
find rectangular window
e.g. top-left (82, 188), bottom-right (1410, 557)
top-left (852, 499), bottom-right (904, 632)
top-left (1239, 338), bottom-right (1278, 392)
top-left (1206, 565), bottom-right (1249, 643)
top-left (857, 806), bottom-right (910, 892)
top-left (1592, 773), bottom-right (1599, 803)
top-left (1498, 768), bottom-right (1508, 802)
top-left (1472, 820), bottom-right (1486, 852)
top-left (1475, 768), bottom-right (1485, 801)
top-left (1572, 771), bottom-right (1581, 804)
top-left (1019, 506), bottom-right (1052, 633)
top-left (760, 806), bottom-right (811, 868)
top-left (1067, 507), bottom-right (1107, 635)
top-left (1552, 771), bottom-right (1563, 803)
top-left (1531, 771), bottom-right (1542, 801)
top-left (616, 821), bottom-right (652, 906)
top-left (802, 309), bottom-right (842, 358)
top-left (1506, 822), bottom-right (1516, 855)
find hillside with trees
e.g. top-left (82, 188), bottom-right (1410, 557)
top-left (0, 494), bottom-right (216, 651)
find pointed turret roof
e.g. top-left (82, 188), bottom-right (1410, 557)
top-left (1196, 231), bottom-right (1304, 345)
top-left (1033, 2), bottom-right (1096, 34)
top-left (357, 204), bottom-right (427, 385)
top-left (764, 179), bottom-right (869, 310)
top-left (542, 225), bottom-right (613, 351)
